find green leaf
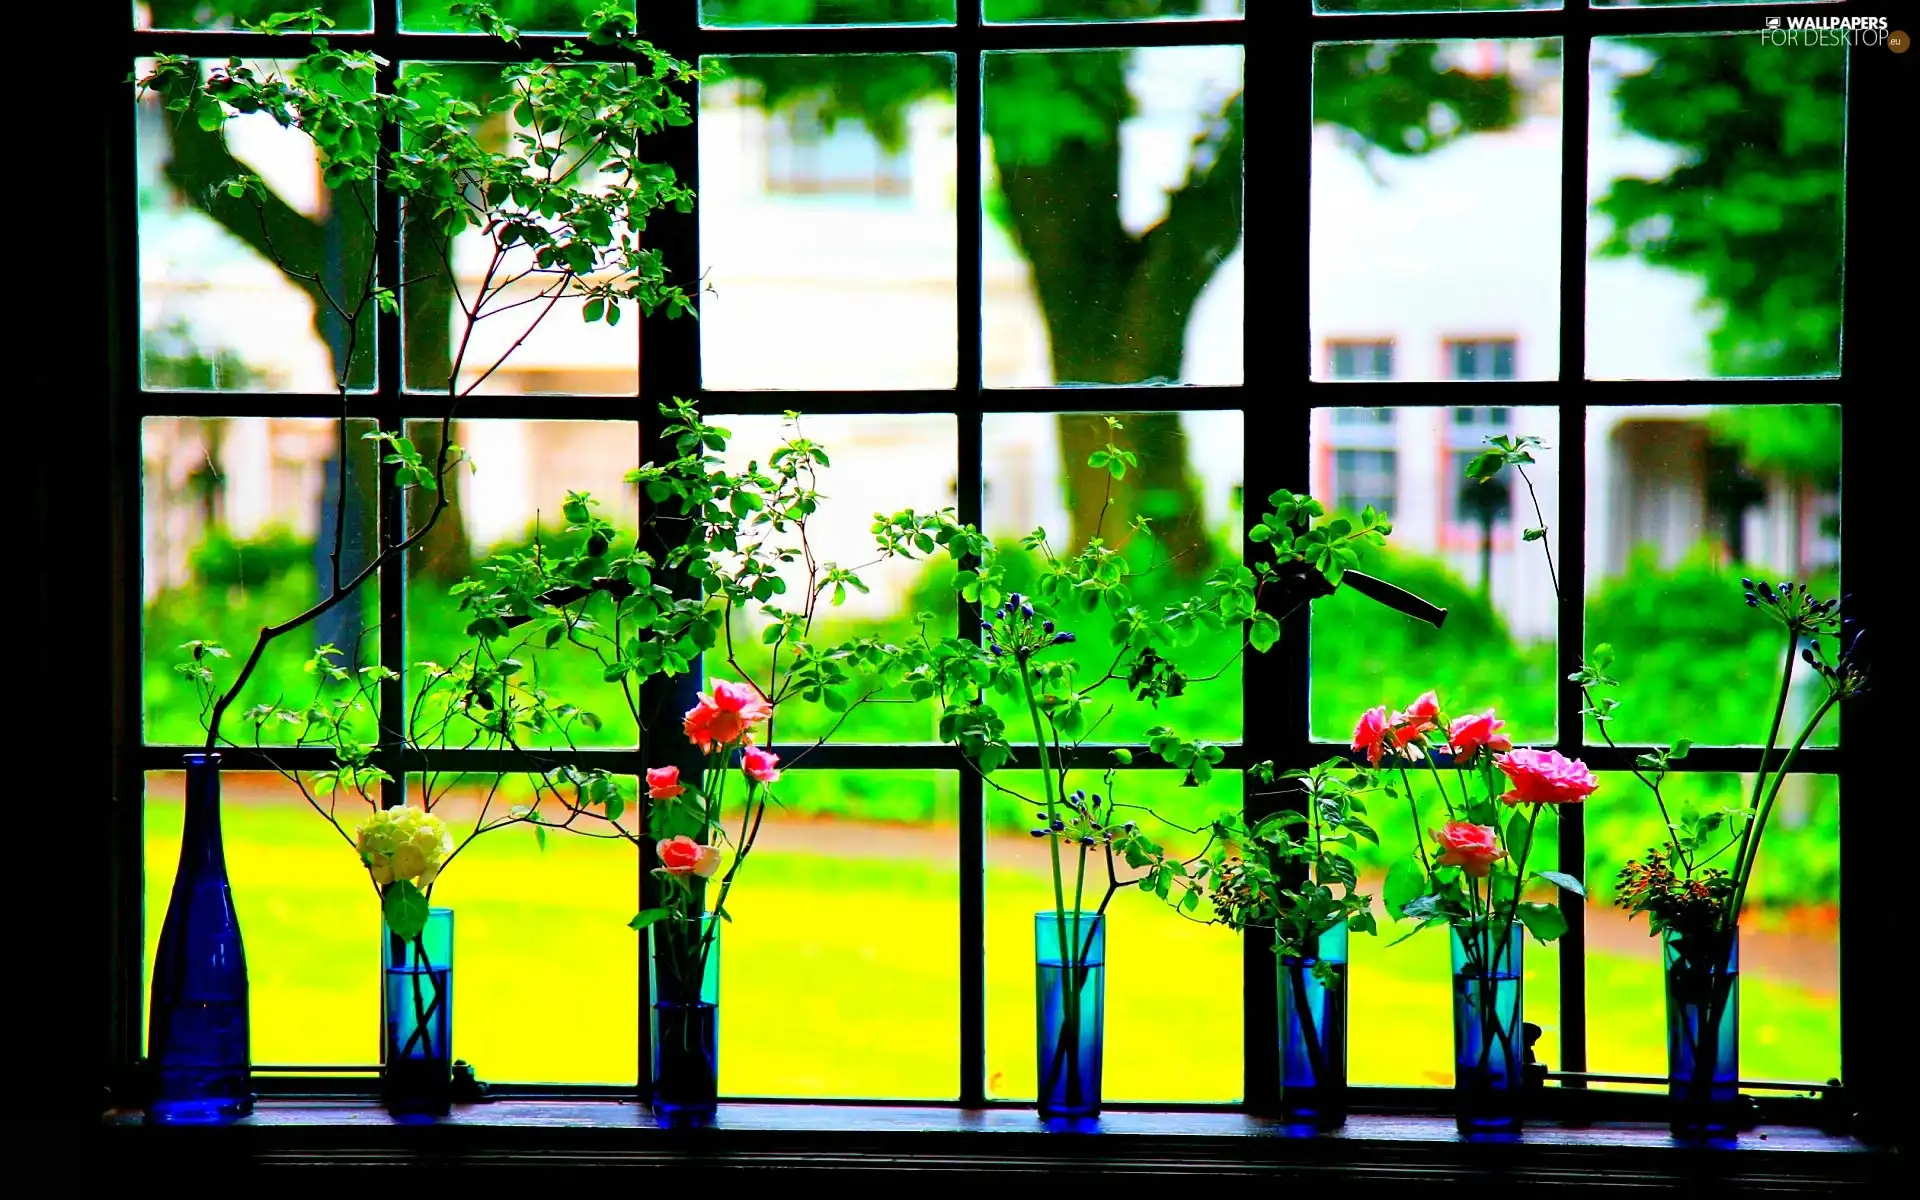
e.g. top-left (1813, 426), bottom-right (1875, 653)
top-left (1384, 857), bottom-right (1426, 919)
top-left (1505, 810), bottom-right (1532, 861)
top-left (1522, 527), bottom-right (1546, 542)
top-left (1517, 900), bottom-right (1568, 944)
top-left (1248, 611), bottom-right (1280, 654)
top-left (382, 880), bottom-right (429, 941)
top-left (1533, 870), bottom-right (1585, 897)
top-left (627, 907), bottom-right (672, 932)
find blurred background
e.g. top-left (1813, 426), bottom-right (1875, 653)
top-left (134, 0), bottom-right (1844, 1099)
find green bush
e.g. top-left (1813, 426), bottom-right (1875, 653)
top-left (1585, 545), bottom-right (1840, 746)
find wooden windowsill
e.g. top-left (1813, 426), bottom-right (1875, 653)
top-left (100, 1101), bottom-right (1891, 1184)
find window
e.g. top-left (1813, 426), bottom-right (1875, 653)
top-left (94, 0), bottom-right (1891, 1140)
top-left (1329, 340), bottom-right (1394, 380)
top-left (1332, 449), bottom-right (1398, 519)
top-left (1448, 338), bottom-right (1517, 380)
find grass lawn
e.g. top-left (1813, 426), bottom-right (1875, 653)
top-left (144, 780), bottom-right (1840, 1098)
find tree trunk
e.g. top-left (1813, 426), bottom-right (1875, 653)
top-left (989, 62), bottom-right (1242, 574)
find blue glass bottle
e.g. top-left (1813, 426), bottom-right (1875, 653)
top-left (1665, 927), bottom-right (1739, 1139)
top-left (650, 914), bottom-right (720, 1127)
top-left (1279, 922), bottom-right (1348, 1130)
top-left (382, 907), bottom-right (454, 1118)
top-left (147, 753), bottom-right (252, 1124)
top-left (1451, 920), bottom-right (1525, 1136)
top-left (1035, 911), bottom-right (1105, 1121)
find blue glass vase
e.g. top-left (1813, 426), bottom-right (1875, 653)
top-left (382, 906), bottom-right (454, 1118)
top-left (1451, 920), bottom-right (1525, 1136)
top-left (1279, 922), bottom-right (1349, 1130)
top-left (650, 914), bottom-right (720, 1127)
top-left (1036, 911), bottom-right (1106, 1120)
top-left (147, 753), bottom-right (252, 1124)
top-left (1665, 927), bottom-right (1740, 1139)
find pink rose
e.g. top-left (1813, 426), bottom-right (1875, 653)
top-left (1351, 705), bottom-right (1391, 766)
top-left (657, 835), bottom-right (723, 879)
top-left (1495, 747), bottom-right (1598, 806)
top-left (742, 745), bottom-right (782, 785)
top-left (1389, 689), bottom-right (1442, 750)
top-left (1447, 710), bottom-right (1513, 763)
top-left (1433, 820), bottom-right (1506, 878)
top-left (683, 678), bottom-right (774, 753)
top-left (1403, 690), bottom-right (1442, 726)
top-left (647, 765), bottom-right (685, 801)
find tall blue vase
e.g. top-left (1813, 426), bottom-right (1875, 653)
top-left (1451, 920), bottom-right (1525, 1136)
top-left (650, 914), bottom-right (720, 1127)
top-left (1279, 922), bottom-right (1349, 1129)
top-left (147, 753), bottom-right (252, 1124)
top-left (382, 906), bottom-right (454, 1118)
top-left (1035, 911), bottom-right (1106, 1120)
top-left (1665, 927), bottom-right (1740, 1139)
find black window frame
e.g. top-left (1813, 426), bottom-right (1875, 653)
top-left (91, 0), bottom-right (1897, 1133)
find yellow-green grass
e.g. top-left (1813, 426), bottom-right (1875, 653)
top-left (145, 792), bottom-right (1838, 1098)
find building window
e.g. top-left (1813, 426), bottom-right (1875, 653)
top-left (1328, 340), bottom-right (1393, 380)
top-left (1448, 339), bottom-right (1517, 380)
top-left (1332, 448), bottom-right (1397, 518)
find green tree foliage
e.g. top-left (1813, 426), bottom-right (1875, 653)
top-left (1594, 37), bottom-right (1845, 376)
top-left (1706, 405), bottom-right (1841, 488)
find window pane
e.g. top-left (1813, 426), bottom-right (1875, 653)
top-left (136, 1), bottom-right (373, 31)
top-left (1317, 2), bottom-right (1554, 11)
top-left (398, 63), bottom-right (644, 396)
top-left (1312, 39), bottom-right (1560, 382)
top-left (145, 771), bottom-right (376, 1067)
top-left (137, 58), bottom-right (376, 392)
top-left (983, 411), bottom-right (1244, 743)
top-left (405, 419), bottom-right (642, 748)
top-left (983, 46), bottom-right (1244, 386)
top-left (1310, 407), bottom-right (1561, 746)
top-left (987, 771), bottom-right (1241, 1101)
top-left (985, 0), bottom-right (1243, 20)
top-left (1329, 340), bottom-right (1394, 381)
top-left (721, 771), bottom-right (960, 1098)
top-left (1587, 34), bottom-right (1845, 379)
top-left (1585, 772), bottom-right (1839, 1086)
top-left (703, 0), bottom-right (956, 25)
top-left (143, 417), bottom-right (382, 744)
top-left (1345, 794), bottom-right (1561, 1085)
top-left (700, 55), bottom-right (957, 390)
top-left (1594, 0), bottom-right (1838, 7)
top-left (1584, 405), bottom-right (1840, 746)
top-left (413, 773), bottom-right (640, 1084)
top-left (705, 414), bottom-right (958, 743)
top-left (145, 769), bottom-right (643, 1082)
top-left (400, 0), bottom-right (631, 32)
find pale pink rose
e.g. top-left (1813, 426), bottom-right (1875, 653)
top-left (741, 745), bottom-right (782, 785)
top-left (657, 835), bottom-right (723, 879)
top-left (683, 679), bottom-right (774, 753)
top-left (647, 765), bottom-right (685, 801)
top-left (1495, 747), bottom-right (1599, 806)
top-left (1433, 821), bottom-right (1506, 878)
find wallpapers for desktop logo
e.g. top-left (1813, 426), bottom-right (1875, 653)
top-left (1759, 14), bottom-right (1897, 48)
